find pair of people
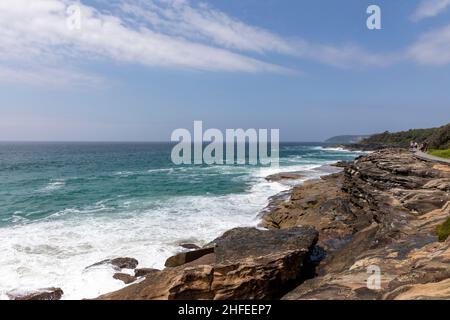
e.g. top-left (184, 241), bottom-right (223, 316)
top-left (410, 141), bottom-right (428, 152)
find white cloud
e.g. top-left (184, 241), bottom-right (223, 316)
top-left (0, 65), bottom-right (104, 87)
top-left (117, 0), bottom-right (297, 55)
top-left (0, 0), bottom-right (290, 86)
top-left (1, 0), bottom-right (450, 87)
top-left (117, 0), bottom-right (389, 68)
top-left (408, 24), bottom-right (450, 65)
top-left (113, 0), bottom-right (450, 68)
top-left (411, 0), bottom-right (450, 21)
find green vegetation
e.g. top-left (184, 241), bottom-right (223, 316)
top-left (360, 123), bottom-right (450, 149)
top-left (325, 135), bottom-right (371, 144)
top-left (361, 128), bottom-right (436, 147)
top-left (436, 217), bottom-right (450, 242)
top-left (427, 123), bottom-right (450, 149)
top-left (428, 149), bottom-right (450, 159)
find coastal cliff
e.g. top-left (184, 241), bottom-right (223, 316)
top-left (98, 149), bottom-right (450, 300)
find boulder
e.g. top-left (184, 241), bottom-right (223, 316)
top-left (113, 273), bottom-right (137, 284)
top-left (87, 257), bottom-right (138, 270)
top-left (211, 226), bottom-right (316, 265)
top-left (97, 226), bottom-right (318, 300)
top-left (110, 257), bottom-right (139, 269)
top-left (208, 226), bottom-right (319, 300)
top-left (7, 287), bottom-right (63, 300)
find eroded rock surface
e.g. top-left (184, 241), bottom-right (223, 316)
top-left (113, 273), bottom-right (137, 284)
top-left (260, 149), bottom-right (450, 300)
top-left (134, 268), bottom-right (161, 278)
top-left (165, 247), bottom-right (215, 267)
top-left (97, 226), bottom-right (318, 300)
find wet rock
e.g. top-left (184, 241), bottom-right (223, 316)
top-left (87, 257), bottom-right (138, 270)
top-left (110, 257), bottom-right (139, 269)
top-left (7, 287), bottom-right (64, 300)
top-left (265, 172), bottom-right (305, 182)
top-left (113, 273), bottom-right (137, 284)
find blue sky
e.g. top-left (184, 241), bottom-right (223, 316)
top-left (0, 0), bottom-right (449, 141)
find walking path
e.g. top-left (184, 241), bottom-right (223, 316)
top-left (414, 150), bottom-right (450, 165)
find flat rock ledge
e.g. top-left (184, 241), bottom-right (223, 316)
top-left (265, 172), bottom-right (305, 182)
top-left (97, 226), bottom-right (318, 300)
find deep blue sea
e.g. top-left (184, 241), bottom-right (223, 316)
top-left (0, 142), bottom-right (362, 299)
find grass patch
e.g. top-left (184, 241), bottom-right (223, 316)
top-left (436, 217), bottom-right (450, 242)
top-left (428, 149), bottom-right (450, 159)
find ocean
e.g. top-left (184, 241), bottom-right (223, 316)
top-left (0, 142), bottom-right (362, 299)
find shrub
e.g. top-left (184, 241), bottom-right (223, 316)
top-left (436, 217), bottom-right (450, 242)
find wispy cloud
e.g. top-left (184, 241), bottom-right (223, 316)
top-left (0, 65), bottom-right (104, 87)
top-left (411, 0), bottom-right (450, 21)
top-left (408, 24), bottom-right (450, 65)
top-left (117, 0), bottom-right (390, 68)
top-left (1, 0), bottom-right (450, 87)
top-left (117, 0), bottom-right (297, 55)
top-left (0, 0), bottom-right (290, 86)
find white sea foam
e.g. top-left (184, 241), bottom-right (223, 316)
top-left (318, 146), bottom-right (367, 153)
top-left (42, 180), bottom-right (65, 192)
top-left (147, 168), bottom-right (174, 173)
top-left (316, 146), bottom-right (347, 152)
top-left (0, 172), bottom-right (288, 300)
top-left (113, 171), bottom-right (135, 177)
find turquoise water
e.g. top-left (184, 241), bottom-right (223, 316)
top-left (0, 142), bottom-right (361, 299)
top-left (0, 142), bottom-right (248, 225)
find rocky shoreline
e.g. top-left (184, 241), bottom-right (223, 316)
top-left (11, 148), bottom-right (450, 300)
top-left (93, 148), bottom-right (450, 300)
top-left (265, 148), bottom-right (450, 299)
